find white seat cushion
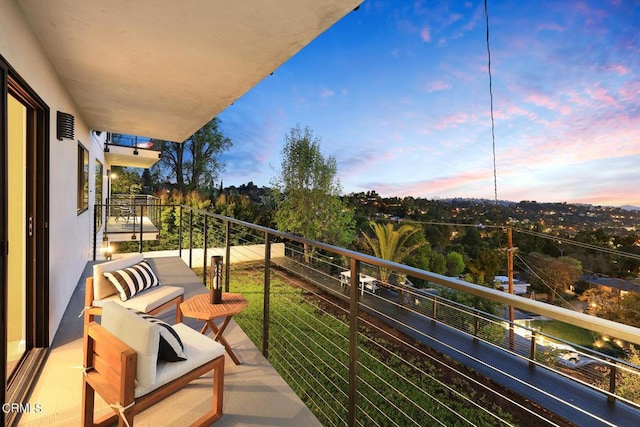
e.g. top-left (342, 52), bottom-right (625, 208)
top-left (93, 285), bottom-right (184, 312)
top-left (135, 323), bottom-right (225, 398)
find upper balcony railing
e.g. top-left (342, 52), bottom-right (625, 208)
top-left (104, 133), bottom-right (164, 152)
top-left (106, 204), bottom-right (640, 426)
top-left (93, 196), bottom-right (162, 256)
top-left (103, 133), bottom-right (163, 169)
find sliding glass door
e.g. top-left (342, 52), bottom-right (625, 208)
top-left (1, 58), bottom-right (49, 426)
top-left (6, 93), bottom-right (27, 380)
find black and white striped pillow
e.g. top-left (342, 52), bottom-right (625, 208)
top-left (132, 311), bottom-right (187, 362)
top-left (103, 260), bottom-right (160, 301)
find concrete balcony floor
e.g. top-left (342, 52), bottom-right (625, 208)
top-left (103, 215), bottom-right (160, 242)
top-left (18, 256), bottom-right (320, 427)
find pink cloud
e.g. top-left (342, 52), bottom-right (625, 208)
top-left (420, 26), bottom-right (432, 42)
top-left (447, 13), bottom-right (463, 25)
top-left (493, 103), bottom-right (538, 121)
top-left (320, 88), bottom-right (335, 99)
top-left (608, 64), bottom-right (630, 75)
top-left (435, 112), bottom-right (474, 129)
top-left (522, 93), bottom-right (571, 115)
top-left (536, 23), bottom-right (565, 32)
top-left (427, 80), bottom-right (451, 92)
top-left (585, 86), bottom-right (617, 107)
top-left (371, 169), bottom-right (493, 198)
top-left (618, 81), bottom-right (640, 102)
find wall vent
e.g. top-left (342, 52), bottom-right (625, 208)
top-left (56, 111), bottom-right (75, 140)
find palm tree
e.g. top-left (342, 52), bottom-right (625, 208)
top-left (361, 221), bottom-right (426, 303)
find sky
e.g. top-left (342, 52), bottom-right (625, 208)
top-left (217, 0), bottom-right (640, 207)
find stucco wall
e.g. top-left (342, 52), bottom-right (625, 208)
top-left (0, 1), bottom-right (107, 344)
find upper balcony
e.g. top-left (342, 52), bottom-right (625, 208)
top-left (48, 205), bottom-right (640, 426)
top-left (103, 133), bottom-right (162, 169)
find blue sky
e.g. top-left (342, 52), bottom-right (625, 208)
top-left (217, 0), bottom-right (640, 207)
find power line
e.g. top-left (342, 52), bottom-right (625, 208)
top-left (484, 0), bottom-right (499, 206)
top-left (371, 217), bottom-right (640, 262)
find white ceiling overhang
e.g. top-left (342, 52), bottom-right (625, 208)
top-left (18, 0), bottom-right (362, 142)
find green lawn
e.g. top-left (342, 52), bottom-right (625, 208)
top-left (530, 319), bottom-right (597, 348)
top-left (218, 264), bottom-right (526, 425)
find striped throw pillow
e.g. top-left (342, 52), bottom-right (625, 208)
top-left (103, 260), bottom-right (160, 301)
top-left (131, 311), bottom-right (187, 362)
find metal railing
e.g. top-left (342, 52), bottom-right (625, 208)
top-left (114, 205), bottom-right (640, 425)
top-left (92, 199), bottom-right (163, 260)
top-left (104, 133), bottom-right (163, 151)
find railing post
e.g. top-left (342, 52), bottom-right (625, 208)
top-left (92, 204), bottom-right (98, 261)
top-left (178, 205), bottom-right (183, 258)
top-left (225, 220), bottom-right (231, 292)
top-left (139, 204), bottom-right (143, 253)
top-left (608, 361), bottom-right (617, 403)
top-left (432, 295), bottom-right (438, 322)
top-left (473, 310), bottom-right (480, 341)
top-left (348, 258), bottom-right (360, 427)
top-left (530, 330), bottom-right (537, 367)
top-left (263, 232), bottom-right (271, 359)
top-left (203, 214), bottom-right (208, 288)
top-left (189, 209), bottom-right (194, 269)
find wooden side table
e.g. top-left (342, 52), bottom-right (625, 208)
top-left (180, 292), bottom-right (248, 365)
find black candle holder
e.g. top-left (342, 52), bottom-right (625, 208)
top-left (210, 255), bottom-right (223, 304)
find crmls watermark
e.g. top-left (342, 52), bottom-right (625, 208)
top-left (2, 402), bottom-right (44, 414)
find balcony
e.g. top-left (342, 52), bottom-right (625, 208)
top-left (103, 134), bottom-right (162, 169)
top-left (19, 207), bottom-right (640, 425)
top-left (95, 195), bottom-right (162, 251)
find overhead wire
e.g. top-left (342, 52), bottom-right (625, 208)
top-left (484, 0), bottom-right (499, 206)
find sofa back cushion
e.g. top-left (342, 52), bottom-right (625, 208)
top-left (93, 253), bottom-right (144, 300)
top-left (101, 302), bottom-right (159, 387)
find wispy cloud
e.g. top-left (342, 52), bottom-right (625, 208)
top-left (426, 80), bottom-right (451, 92)
top-left (320, 88), bottom-right (335, 99)
top-left (420, 26), bottom-right (432, 42)
top-left (435, 112), bottom-right (476, 129)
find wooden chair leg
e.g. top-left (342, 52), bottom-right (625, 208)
top-left (175, 296), bottom-right (184, 323)
top-left (81, 379), bottom-right (95, 427)
top-left (191, 356), bottom-right (225, 426)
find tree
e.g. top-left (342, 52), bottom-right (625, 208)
top-left (526, 253), bottom-right (583, 302)
top-left (580, 288), bottom-right (640, 328)
top-left (361, 221), bottom-right (426, 303)
top-left (155, 117), bottom-right (232, 194)
top-left (110, 167), bottom-right (142, 195)
top-left (272, 125), bottom-right (355, 261)
top-left (465, 248), bottom-right (501, 286)
top-left (445, 251), bottom-right (465, 277)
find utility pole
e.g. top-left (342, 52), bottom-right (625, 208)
top-left (507, 227), bottom-right (515, 351)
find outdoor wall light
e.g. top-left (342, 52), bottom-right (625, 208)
top-left (103, 243), bottom-right (113, 260)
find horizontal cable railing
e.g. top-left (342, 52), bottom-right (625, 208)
top-left (107, 205), bottom-right (640, 425)
top-left (104, 133), bottom-right (161, 151)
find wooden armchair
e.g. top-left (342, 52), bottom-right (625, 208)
top-left (82, 302), bottom-right (225, 426)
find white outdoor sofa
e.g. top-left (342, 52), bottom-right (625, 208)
top-left (84, 253), bottom-right (184, 326)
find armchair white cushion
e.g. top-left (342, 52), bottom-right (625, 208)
top-left (100, 302), bottom-right (225, 398)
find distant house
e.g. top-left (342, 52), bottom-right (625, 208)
top-left (581, 275), bottom-right (640, 297)
top-left (494, 276), bottom-right (530, 295)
